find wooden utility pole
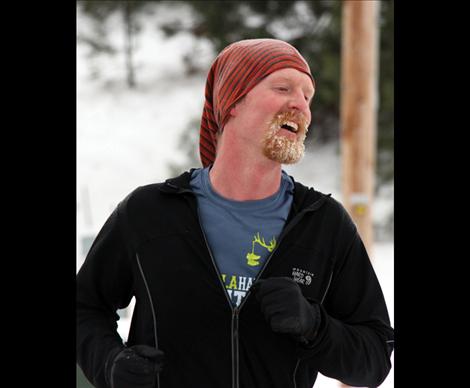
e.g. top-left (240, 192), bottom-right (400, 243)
top-left (340, 0), bottom-right (380, 256)
top-left (339, 3), bottom-right (380, 386)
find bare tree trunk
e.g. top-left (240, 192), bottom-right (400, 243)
top-left (124, 1), bottom-right (136, 88)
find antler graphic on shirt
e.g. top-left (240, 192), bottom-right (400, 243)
top-left (253, 233), bottom-right (277, 252)
top-left (246, 233), bottom-right (277, 267)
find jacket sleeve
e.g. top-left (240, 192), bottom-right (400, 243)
top-left (76, 205), bottom-right (134, 388)
top-left (297, 205), bottom-right (394, 387)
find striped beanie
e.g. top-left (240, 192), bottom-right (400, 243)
top-left (199, 38), bottom-right (315, 167)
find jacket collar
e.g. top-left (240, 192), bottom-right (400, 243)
top-left (159, 168), bottom-right (330, 212)
top-left (158, 169), bottom-right (197, 194)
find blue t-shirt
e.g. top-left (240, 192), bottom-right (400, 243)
top-left (190, 167), bottom-right (294, 306)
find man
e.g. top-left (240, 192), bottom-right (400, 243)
top-left (77, 39), bottom-right (394, 388)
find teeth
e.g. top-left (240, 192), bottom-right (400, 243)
top-left (282, 121), bottom-right (298, 132)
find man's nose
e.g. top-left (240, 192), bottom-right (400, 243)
top-left (287, 89), bottom-right (310, 117)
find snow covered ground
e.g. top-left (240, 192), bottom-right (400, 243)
top-left (77, 5), bottom-right (393, 387)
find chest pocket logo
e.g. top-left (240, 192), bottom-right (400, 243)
top-left (246, 232), bottom-right (277, 266)
top-left (292, 267), bottom-right (315, 285)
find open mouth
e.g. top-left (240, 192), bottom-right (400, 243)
top-left (280, 120), bottom-right (299, 133)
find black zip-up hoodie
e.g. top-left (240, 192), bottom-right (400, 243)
top-left (77, 170), bottom-right (394, 388)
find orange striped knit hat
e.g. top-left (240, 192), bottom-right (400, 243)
top-left (199, 38), bottom-right (315, 167)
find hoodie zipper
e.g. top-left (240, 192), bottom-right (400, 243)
top-left (196, 208), bottom-right (240, 388)
top-left (232, 308), bottom-right (240, 388)
top-left (166, 182), bottom-right (329, 388)
top-left (167, 182), bottom-right (242, 387)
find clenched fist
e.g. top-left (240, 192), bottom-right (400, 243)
top-left (252, 277), bottom-right (321, 344)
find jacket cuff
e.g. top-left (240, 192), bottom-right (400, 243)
top-left (295, 304), bottom-right (329, 357)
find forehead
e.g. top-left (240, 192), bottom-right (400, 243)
top-left (264, 68), bottom-right (314, 92)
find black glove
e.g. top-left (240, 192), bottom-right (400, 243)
top-left (252, 277), bottom-right (321, 344)
top-left (106, 344), bottom-right (165, 388)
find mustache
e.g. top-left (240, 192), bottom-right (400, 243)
top-left (269, 111), bottom-right (310, 133)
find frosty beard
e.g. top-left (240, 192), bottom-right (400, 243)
top-left (262, 111), bottom-right (309, 164)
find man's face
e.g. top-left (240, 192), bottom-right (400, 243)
top-left (228, 68), bottom-right (314, 164)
